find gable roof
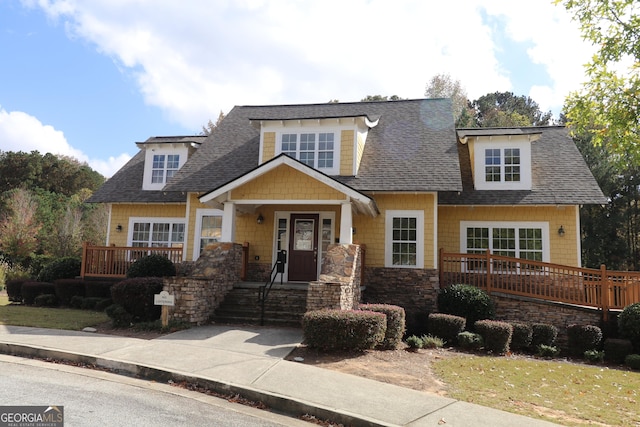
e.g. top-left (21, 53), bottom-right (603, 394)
top-left (199, 153), bottom-right (379, 216)
top-left (438, 126), bottom-right (607, 205)
top-left (163, 98), bottom-right (462, 194)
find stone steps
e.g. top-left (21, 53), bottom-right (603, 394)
top-left (212, 283), bottom-right (308, 327)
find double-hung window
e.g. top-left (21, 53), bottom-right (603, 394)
top-left (279, 131), bottom-right (337, 174)
top-left (484, 148), bottom-right (520, 183)
top-left (151, 154), bottom-right (180, 184)
top-left (385, 210), bottom-right (424, 268)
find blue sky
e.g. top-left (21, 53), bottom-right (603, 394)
top-left (0, 0), bottom-right (593, 177)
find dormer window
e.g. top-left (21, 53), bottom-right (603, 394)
top-left (152, 154), bottom-right (180, 184)
top-left (281, 132), bottom-right (335, 170)
top-left (458, 129), bottom-right (539, 191)
top-left (485, 148), bottom-right (521, 183)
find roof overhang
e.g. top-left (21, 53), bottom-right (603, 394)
top-left (457, 128), bottom-right (543, 144)
top-left (198, 154), bottom-right (379, 216)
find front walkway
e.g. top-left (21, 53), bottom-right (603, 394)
top-left (0, 324), bottom-right (560, 427)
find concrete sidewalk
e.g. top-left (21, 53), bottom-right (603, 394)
top-left (0, 324), bottom-right (560, 426)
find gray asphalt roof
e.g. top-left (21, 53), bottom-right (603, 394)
top-left (438, 126), bottom-right (607, 205)
top-left (88, 99), bottom-right (605, 206)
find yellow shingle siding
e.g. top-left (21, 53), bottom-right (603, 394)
top-left (108, 203), bottom-right (187, 247)
top-left (356, 131), bottom-right (365, 173)
top-left (340, 130), bottom-right (354, 175)
top-left (262, 132), bottom-right (276, 162)
top-left (353, 193), bottom-right (436, 268)
top-left (437, 205), bottom-right (579, 266)
top-left (231, 165), bottom-right (348, 201)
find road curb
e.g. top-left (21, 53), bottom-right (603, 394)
top-left (0, 342), bottom-right (392, 427)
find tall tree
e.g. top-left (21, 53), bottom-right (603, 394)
top-left (200, 111), bottom-right (226, 136)
top-left (0, 189), bottom-right (41, 264)
top-left (471, 92), bottom-right (553, 127)
top-left (360, 95), bottom-right (404, 102)
top-left (425, 73), bottom-right (475, 127)
top-left (556, 0), bottom-right (639, 159)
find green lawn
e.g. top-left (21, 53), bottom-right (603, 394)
top-left (0, 294), bottom-right (109, 330)
top-left (434, 355), bottom-right (640, 426)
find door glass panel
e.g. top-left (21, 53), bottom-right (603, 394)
top-left (321, 218), bottom-right (332, 252)
top-left (294, 219), bottom-right (314, 251)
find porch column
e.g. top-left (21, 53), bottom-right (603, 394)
top-left (221, 202), bottom-right (236, 242)
top-left (339, 202), bottom-right (353, 244)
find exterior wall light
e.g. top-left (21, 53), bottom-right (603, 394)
top-left (257, 214), bottom-right (264, 224)
top-left (116, 224), bottom-right (123, 232)
top-left (558, 225), bottom-right (565, 236)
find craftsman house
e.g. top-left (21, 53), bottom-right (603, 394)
top-left (87, 98), bottom-right (608, 324)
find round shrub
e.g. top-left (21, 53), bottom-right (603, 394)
top-left (421, 334), bottom-right (444, 349)
top-left (510, 322), bottom-right (533, 352)
top-left (359, 304), bottom-right (405, 349)
top-left (437, 284), bottom-right (495, 329)
top-left (34, 294), bottom-right (58, 307)
top-left (427, 313), bottom-right (466, 344)
top-left (105, 304), bottom-right (133, 328)
top-left (6, 279), bottom-right (27, 303)
top-left (405, 335), bottom-right (423, 350)
top-left (126, 254), bottom-right (176, 278)
top-left (21, 281), bottom-right (55, 305)
top-left (457, 331), bottom-right (484, 351)
top-left (53, 279), bottom-right (86, 306)
top-left (618, 303), bottom-right (640, 351)
top-left (110, 277), bottom-right (164, 322)
top-left (531, 323), bottom-right (558, 348)
top-left (37, 257), bottom-right (81, 283)
top-left (475, 320), bottom-right (513, 355)
top-left (584, 350), bottom-right (604, 364)
top-left (604, 338), bottom-right (634, 364)
top-left (625, 354), bottom-right (640, 370)
top-left (302, 309), bottom-right (386, 351)
top-left (567, 324), bottom-right (603, 357)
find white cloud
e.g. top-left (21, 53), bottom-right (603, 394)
top-left (0, 106), bottom-right (129, 177)
top-left (19, 0), bottom-right (593, 160)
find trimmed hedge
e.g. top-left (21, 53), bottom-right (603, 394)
top-left (437, 284), bottom-right (495, 329)
top-left (21, 281), bottom-right (55, 305)
top-left (106, 304), bottom-right (133, 328)
top-left (302, 309), bottom-right (386, 351)
top-left (5, 279), bottom-right (27, 303)
top-left (110, 277), bottom-right (163, 322)
top-left (567, 324), bottom-right (603, 357)
top-left (427, 313), bottom-right (466, 344)
top-left (618, 303), bottom-right (640, 351)
top-left (53, 279), bottom-right (86, 306)
top-left (126, 254), bottom-right (176, 278)
top-left (475, 319), bottom-right (513, 355)
top-left (85, 281), bottom-right (114, 298)
top-left (34, 294), bottom-right (58, 307)
top-left (359, 304), bottom-right (405, 349)
top-left (603, 338), bottom-right (634, 364)
top-left (37, 257), bottom-right (81, 283)
top-left (510, 322), bottom-right (533, 352)
top-left (531, 323), bottom-right (558, 348)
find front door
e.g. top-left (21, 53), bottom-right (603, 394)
top-left (288, 214), bottom-right (319, 281)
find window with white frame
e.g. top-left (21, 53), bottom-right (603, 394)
top-left (385, 210), bottom-right (424, 268)
top-left (278, 131), bottom-right (338, 174)
top-left (129, 218), bottom-right (185, 248)
top-left (473, 140), bottom-right (531, 190)
top-left (151, 154), bottom-right (180, 184)
top-left (461, 221), bottom-right (548, 265)
top-left (193, 209), bottom-right (223, 259)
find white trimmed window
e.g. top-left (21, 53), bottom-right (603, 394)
top-left (461, 221), bottom-right (549, 263)
top-left (385, 210), bottom-right (424, 268)
top-left (151, 154), bottom-right (180, 184)
top-left (473, 140), bottom-right (531, 190)
top-left (129, 218), bottom-right (185, 248)
top-left (277, 131), bottom-right (339, 174)
top-left (142, 146), bottom-right (189, 190)
top-left (193, 209), bottom-right (223, 259)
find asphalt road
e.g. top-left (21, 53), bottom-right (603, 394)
top-left (0, 355), bottom-right (310, 427)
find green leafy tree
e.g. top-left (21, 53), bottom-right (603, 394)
top-left (360, 95), bottom-right (405, 102)
top-left (471, 92), bottom-right (553, 127)
top-left (556, 0), bottom-right (639, 159)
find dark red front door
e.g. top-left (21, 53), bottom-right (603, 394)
top-left (288, 214), bottom-right (319, 281)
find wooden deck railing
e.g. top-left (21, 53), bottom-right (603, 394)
top-left (80, 243), bottom-right (183, 279)
top-left (439, 249), bottom-right (640, 321)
